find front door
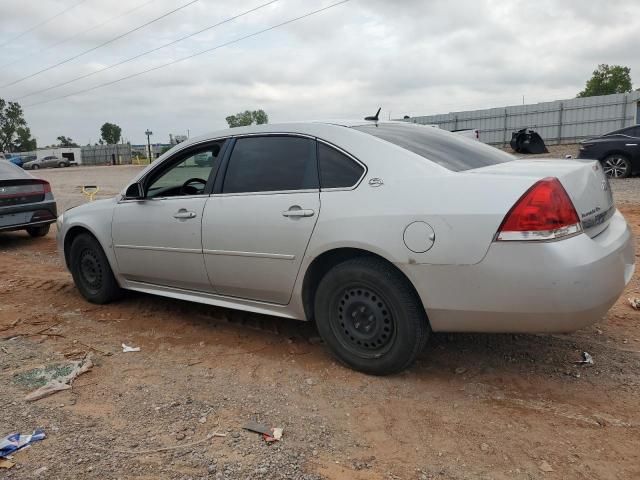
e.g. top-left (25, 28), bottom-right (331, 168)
top-left (202, 135), bottom-right (320, 304)
top-left (112, 142), bottom-right (225, 291)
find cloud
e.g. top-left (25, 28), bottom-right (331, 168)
top-left (0, 0), bottom-right (638, 145)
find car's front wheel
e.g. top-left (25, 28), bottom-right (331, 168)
top-left (69, 233), bottom-right (122, 304)
top-left (602, 154), bottom-right (631, 178)
top-left (26, 225), bottom-right (50, 237)
top-left (31, 164), bottom-right (40, 170)
top-left (314, 257), bottom-right (429, 375)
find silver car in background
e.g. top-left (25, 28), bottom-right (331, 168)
top-left (57, 121), bottom-right (634, 375)
top-left (24, 155), bottom-right (72, 170)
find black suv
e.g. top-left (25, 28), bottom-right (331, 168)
top-left (578, 125), bottom-right (640, 178)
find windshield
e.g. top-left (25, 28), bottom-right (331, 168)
top-left (352, 123), bottom-right (514, 172)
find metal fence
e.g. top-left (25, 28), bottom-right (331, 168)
top-left (405, 91), bottom-right (640, 146)
top-left (80, 144), bottom-right (132, 166)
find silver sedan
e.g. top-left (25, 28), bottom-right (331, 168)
top-left (57, 121), bottom-right (634, 375)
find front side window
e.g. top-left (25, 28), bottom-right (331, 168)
top-left (223, 136), bottom-right (317, 193)
top-left (318, 142), bottom-right (364, 189)
top-left (353, 123), bottom-right (514, 172)
top-left (146, 142), bottom-right (223, 198)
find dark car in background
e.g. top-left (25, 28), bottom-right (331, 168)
top-left (0, 160), bottom-right (57, 237)
top-left (578, 125), bottom-right (640, 178)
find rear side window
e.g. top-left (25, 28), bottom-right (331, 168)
top-left (223, 136), bottom-right (317, 193)
top-left (353, 123), bottom-right (513, 172)
top-left (318, 142), bottom-right (364, 189)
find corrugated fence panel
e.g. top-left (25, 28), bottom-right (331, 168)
top-left (405, 91), bottom-right (640, 145)
top-left (80, 144), bottom-right (132, 165)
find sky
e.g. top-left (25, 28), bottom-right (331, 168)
top-left (0, 0), bottom-right (639, 146)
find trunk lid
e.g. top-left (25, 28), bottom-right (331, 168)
top-left (0, 180), bottom-right (47, 208)
top-left (472, 159), bottom-right (614, 238)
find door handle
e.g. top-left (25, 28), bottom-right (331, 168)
top-left (174, 210), bottom-right (197, 219)
top-left (282, 207), bottom-right (315, 218)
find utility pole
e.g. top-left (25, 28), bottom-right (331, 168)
top-left (145, 129), bottom-right (153, 162)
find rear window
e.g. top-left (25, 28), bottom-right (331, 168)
top-left (352, 123), bottom-right (514, 172)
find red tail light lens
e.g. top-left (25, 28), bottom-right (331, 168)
top-left (496, 177), bottom-right (581, 241)
top-left (40, 181), bottom-right (51, 194)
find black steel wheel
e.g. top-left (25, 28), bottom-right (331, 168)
top-left (602, 154), bottom-right (631, 178)
top-left (69, 233), bottom-right (121, 304)
top-left (314, 257), bottom-right (429, 375)
top-left (332, 286), bottom-right (396, 358)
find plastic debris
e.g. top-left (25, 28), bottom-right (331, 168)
top-left (23, 356), bottom-right (93, 402)
top-left (0, 430), bottom-right (46, 458)
top-left (510, 128), bottom-right (548, 154)
top-left (122, 343), bottom-right (141, 353)
top-left (243, 421), bottom-right (284, 442)
top-left (628, 298), bottom-right (640, 310)
top-left (575, 352), bottom-right (594, 365)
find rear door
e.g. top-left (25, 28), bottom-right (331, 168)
top-left (202, 135), bottom-right (320, 304)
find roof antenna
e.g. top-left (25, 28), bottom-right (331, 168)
top-left (364, 107), bottom-right (381, 121)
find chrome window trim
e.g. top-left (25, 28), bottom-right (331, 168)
top-left (211, 189), bottom-right (318, 198)
top-left (118, 194), bottom-right (210, 204)
top-left (316, 138), bottom-right (368, 192)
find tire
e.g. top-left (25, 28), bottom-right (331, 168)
top-left (69, 233), bottom-right (122, 304)
top-left (314, 257), bottom-right (429, 375)
top-left (26, 224), bottom-right (50, 237)
top-left (32, 164), bottom-right (40, 170)
top-left (602, 154), bottom-right (631, 178)
top-left (58, 162), bottom-right (67, 168)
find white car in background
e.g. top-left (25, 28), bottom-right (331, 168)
top-left (57, 120), bottom-right (634, 375)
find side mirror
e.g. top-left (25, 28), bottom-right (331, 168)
top-left (124, 182), bottom-right (144, 200)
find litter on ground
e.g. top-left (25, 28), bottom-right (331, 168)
top-left (20, 356), bottom-right (93, 402)
top-left (243, 421), bottom-right (284, 442)
top-left (575, 352), bottom-right (594, 365)
top-left (628, 298), bottom-right (640, 310)
top-left (122, 343), bottom-right (141, 353)
top-left (0, 429), bottom-right (46, 458)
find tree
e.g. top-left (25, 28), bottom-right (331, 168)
top-left (225, 109), bottom-right (269, 128)
top-left (56, 135), bottom-right (79, 147)
top-left (0, 98), bottom-right (36, 152)
top-left (577, 64), bottom-right (633, 98)
top-left (14, 127), bottom-right (37, 151)
top-left (100, 122), bottom-right (122, 144)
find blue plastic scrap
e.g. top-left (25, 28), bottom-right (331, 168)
top-left (0, 430), bottom-right (46, 458)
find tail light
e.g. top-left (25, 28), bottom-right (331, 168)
top-left (496, 177), bottom-right (582, 241)
top-left (40, 181), bottom-right (51, 194)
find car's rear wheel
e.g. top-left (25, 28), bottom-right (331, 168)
top-left (602, 154), bottom-right (631, 178)
top-left (26, 225), bottom-right (50, 237)
top-left (314, 257), bottom-right (429, 375)
top-left (69, 233), bottom-right (121, 304)
top-left (58, 162), bottom-right (67, 168)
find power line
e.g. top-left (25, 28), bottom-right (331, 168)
top-left (1, 0), bottom-right (199, 89)
top-left (16, 0), bottom-right (279, 101)
top-left (0, 0), bottom-right (90, 49)
top-left (0, 0), bottom-right (157, 70)
top-left (23, 0), bottom-right (352, 108)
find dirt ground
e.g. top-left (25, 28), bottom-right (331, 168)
top-left (1, 165), bottom-right (639, 479)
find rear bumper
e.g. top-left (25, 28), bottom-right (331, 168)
top-left (0, 201), bottom-right (58, 232)
top-left (402, 210), bottom-right (635, 333)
